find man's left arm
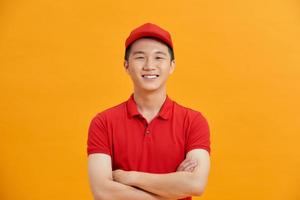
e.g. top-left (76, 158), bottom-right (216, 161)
top-left (113, 149), bottom-right (210, 199)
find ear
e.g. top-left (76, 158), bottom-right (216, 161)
top-left (169, 60), bottom-right (175, 74)
top-left (124, 60), bottom-right (129, 74)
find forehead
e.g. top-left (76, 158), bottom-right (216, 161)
top-left (130, 38), bottom-right (169, 53)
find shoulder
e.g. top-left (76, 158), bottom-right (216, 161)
top-left (172, 101), bottom-right (211, 154)
top-left (172, 100), bottom-right (208, 123)
top-left (90, 100), bottom-right (127, 123)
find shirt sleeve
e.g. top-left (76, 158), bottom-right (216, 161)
top-left (87, 113), bottom-right (111, 156)
top-left (185, 112), bottom-right (211, 154)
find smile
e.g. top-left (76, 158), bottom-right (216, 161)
top-left (142, 75), bottom-right (159, 79)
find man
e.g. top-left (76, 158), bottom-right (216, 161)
top-left (87, 23), bottom-right (211, 200)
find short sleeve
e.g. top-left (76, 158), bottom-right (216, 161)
top-left (87, 114), bottom-right (111, 156)
top-left (186, 112), bottom-right (211, 154)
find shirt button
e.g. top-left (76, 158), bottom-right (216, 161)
top-left (145, 130), bottom-right (150, 134)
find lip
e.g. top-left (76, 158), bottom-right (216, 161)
top-left (141, 74), bottom-right (160, 80)
top-left (141, 74), bottom-right (160, 77)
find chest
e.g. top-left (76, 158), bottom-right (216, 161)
top-left (109, 117), bottom-right (187, 173)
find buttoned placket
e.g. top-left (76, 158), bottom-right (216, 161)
top-left (144, 119), bottom-right (151, 136)
top-left (139, 116), bottom-right (155, 137)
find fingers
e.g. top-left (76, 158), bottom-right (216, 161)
top-left (177, 159), bottom-right (189, 171)
top-left (177, 158), bottom-right (198, 172)
top-left (183, 164), bottom-right (196, 172)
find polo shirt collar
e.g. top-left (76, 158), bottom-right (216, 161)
top-left (126, 94), bottom-right (173, 120)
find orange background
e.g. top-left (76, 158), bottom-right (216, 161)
top-left (1, 0), bottom-right (299, 199)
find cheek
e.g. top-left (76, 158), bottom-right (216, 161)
top-left (162, 66), bottom-right (173, 75)
top-left (127, 68), bottom-right (140, 80)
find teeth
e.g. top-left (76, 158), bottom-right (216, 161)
top-left (143, 75), bottom-right (158, 79)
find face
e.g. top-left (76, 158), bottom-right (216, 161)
top-left (124, 38), bottom-right (175, 93)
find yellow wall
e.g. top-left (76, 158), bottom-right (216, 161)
top-left (1, 0), bottom-right (299, 199)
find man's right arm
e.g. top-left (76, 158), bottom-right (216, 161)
top-left (88, 153), bottom-right (169, 200)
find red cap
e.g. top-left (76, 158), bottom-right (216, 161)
top-left (125, 23), bottom-right (173, 49)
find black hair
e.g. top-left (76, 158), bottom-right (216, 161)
top-left (124, 37), bottom-right (175, 61)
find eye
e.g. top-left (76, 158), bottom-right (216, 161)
top-left (155, 56), bottom-right (165, 60)
top-left (135, 56), bottom-right (145, 60)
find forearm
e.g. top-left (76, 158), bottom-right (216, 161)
top-left (112, 150), bottom-right (210, 199)
top-left (127, 171), bottom-right (201, 199)
top-left (94, 179), bottom-right (170, 200)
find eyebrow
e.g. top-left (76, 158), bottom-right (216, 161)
top-left (132, 51), bottom-right (167, 56)
top-left (155, 51), bottom-right (167, 56)
top-left (132, 51), bottom-right (145, 56)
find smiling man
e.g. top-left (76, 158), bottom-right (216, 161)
top-left (87, 23), bottom-right (211, 200)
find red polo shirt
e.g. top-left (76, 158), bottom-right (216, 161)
top-left (87, 94), bottom-right (210, 200)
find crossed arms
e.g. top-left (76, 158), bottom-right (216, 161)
top-left (88, 149), bottom-right (210, 200)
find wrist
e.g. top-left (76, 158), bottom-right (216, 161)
top-left (128, 171), bottom-right (139, 186)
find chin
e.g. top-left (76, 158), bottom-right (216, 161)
top-left (134, 85), bottom-right (158, 92)
top-left (142, 85), bottom-right (165, 93)
top-left (142, 87), bottom-right (159, 92)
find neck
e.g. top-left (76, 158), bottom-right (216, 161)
top-left (133, 88), bottom-right (167, 114)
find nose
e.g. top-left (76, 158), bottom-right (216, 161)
top-left (143, 58), bottom-right (155, 71)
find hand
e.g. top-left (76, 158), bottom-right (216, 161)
top-left (113, 169), bottom-right (134, 185)
top-left (177, 158), bottom-right (198, 172)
